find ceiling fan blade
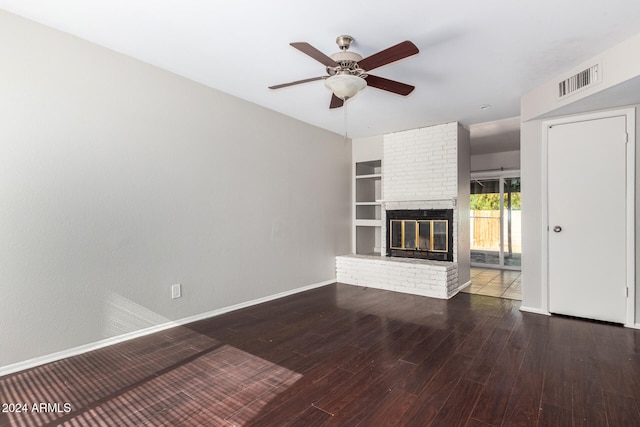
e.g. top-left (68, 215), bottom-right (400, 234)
top-left (329, 94), bottom-right (344, 109)
top-left (365, 74), bottom-right (415, 96)
top-left (269, 76), bottom-right (326, 90)
top-left (290, 42), bottom-right (339, 67)
top-left (358, 40), bottom-right (419, 72)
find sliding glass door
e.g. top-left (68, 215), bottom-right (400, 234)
top-left (470, 172), bottom-right (521, 269)
top-left (502, 177), bottom-right (521, 268)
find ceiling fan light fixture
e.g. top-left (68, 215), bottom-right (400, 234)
top-left (270, 37), bottom-right (419, 109)
top-left (324, 74), bottom-right (366, 100)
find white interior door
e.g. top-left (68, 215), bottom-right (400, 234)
top-left (547, 115), bottom-right (628, 324)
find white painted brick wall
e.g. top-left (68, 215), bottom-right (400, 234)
top-left (383, 122), bottom-right (459, 202)
top-left (337, 122), bottom-right (466, 300)
top-left (336, 255), bottom-right (460, 299)
top-left (380, 122), bottom-right (460, 262)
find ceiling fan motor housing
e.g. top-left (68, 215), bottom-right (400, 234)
top-left (327, 51), bottom-right (365, 76)
top-left (329, 51), bottom-right (363, 63)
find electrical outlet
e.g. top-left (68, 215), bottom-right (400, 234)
top-left (171, 283), bottom-right (182, 299)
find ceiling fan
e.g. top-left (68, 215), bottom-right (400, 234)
top-left (269, 35), bottom-right (419, 109)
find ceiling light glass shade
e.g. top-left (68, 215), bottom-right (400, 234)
top-left (324, 74), bottom-right (366, 100)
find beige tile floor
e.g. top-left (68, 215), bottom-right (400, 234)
top-left (461, 267), bottom-right (522, 300)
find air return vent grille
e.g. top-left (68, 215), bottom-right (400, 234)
top-left (558, 64), bottom-right (599, 98)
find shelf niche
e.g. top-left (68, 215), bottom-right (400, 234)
top-left (355, 159), bottom-right (382, 255)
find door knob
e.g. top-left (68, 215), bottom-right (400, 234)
top-left (553, 226), bottom-right (562, 232)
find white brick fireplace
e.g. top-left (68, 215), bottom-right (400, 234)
top-left (337, 122), bottom-right (471, 299)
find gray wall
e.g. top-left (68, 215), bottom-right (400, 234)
top-left (520, 120), bottom-right (545, 311)
top-left (470, 150), bottom-right (520, 172)
top-left (0, 11), bottom-right (351, 369)
top-left (457, 124), bottom-right (471, 286)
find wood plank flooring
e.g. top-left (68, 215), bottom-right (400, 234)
top-left (1, 283), bottom-right (639, 426)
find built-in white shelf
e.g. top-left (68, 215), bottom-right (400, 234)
top-left (355, 160), bottom-right (383, 255)
top-left (355, 173), bottom-right (382, 180)
top-left (355, 219), bottom-right (382, 227)
top-left (355, 161), bottom-right (382, 176)
top-left (356, 204), bottom-right (381, 222)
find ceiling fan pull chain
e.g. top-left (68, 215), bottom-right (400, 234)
top-left (344, 99), bottom-right (349, 141)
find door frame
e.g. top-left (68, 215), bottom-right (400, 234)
top-left (541, 108), bottom-right (635, 327)
top-left (470, 170), bottom-right (521, 270)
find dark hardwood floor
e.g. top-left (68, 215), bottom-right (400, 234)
top-left (1, 283), bottom-right (639, 426)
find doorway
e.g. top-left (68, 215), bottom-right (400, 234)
top-left (545, 110), bottom-right (635, 325)
top-left (470, 172), bottom-right (521, 270)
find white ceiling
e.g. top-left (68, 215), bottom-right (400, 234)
top-left (2, 1), bottom-right (640, 150)
top-left (469, 117), bottom-right (521, 155)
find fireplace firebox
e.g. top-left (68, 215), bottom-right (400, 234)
top-left (386, 209), bottom-right (454, 261)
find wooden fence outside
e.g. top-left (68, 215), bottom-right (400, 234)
top-left (470, 210), bottom-right (522, 253)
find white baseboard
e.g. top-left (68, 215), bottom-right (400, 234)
top-left (0, 279), bottom-right (335, 377)
top-left (519, 306), bottom-right (551, 316)
top-left (458, 280), bottom-right (471, 291)
top-left (521, 308), bottom-right (640, 329)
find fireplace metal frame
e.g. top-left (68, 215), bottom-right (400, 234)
top-left (389, 219), bottom-right (449, 252)
top-left (386, 209), bottom-right (454, 261)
